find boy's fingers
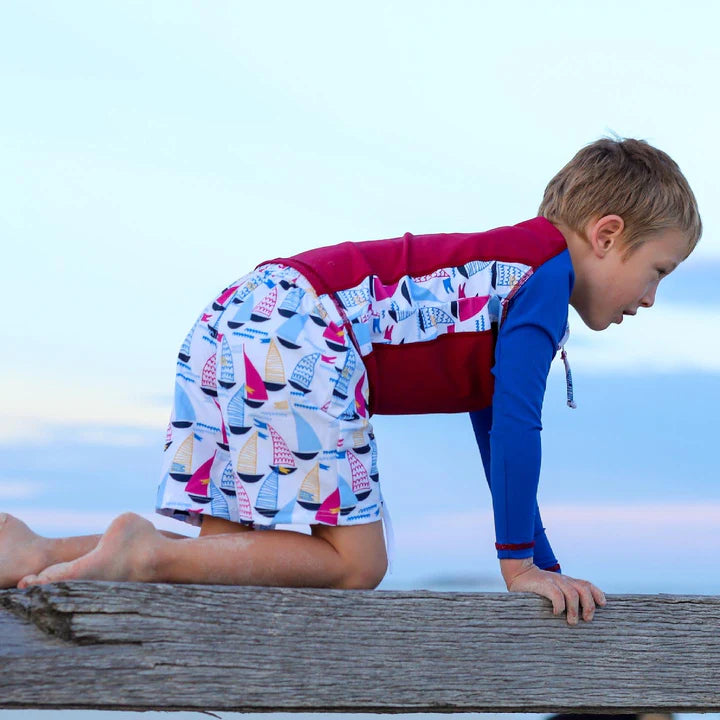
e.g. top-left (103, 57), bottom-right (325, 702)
top-left (591, 584), bottom-right (608, 606)
top-left (560, 583), bottom-right (581, 624)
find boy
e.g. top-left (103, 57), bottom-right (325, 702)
top-left (1, 137), bottom-right (701, 627)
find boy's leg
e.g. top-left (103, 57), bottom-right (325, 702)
top-left (1, 511), bottom-right (202, 589)
top-left (17, 511), bottom-right (388, 590)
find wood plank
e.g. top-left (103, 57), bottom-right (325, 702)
top-left (1, 581), bottom-right (719, 713)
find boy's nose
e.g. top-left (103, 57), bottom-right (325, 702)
top-left (640, 285), bottom-right (658, 308)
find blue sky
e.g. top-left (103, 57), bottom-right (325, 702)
top-left (2, 0), bottom-right (720, 608)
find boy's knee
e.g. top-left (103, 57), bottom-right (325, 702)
top-left (337, 551), bottom-right (388, 590)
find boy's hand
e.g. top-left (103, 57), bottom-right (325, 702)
top-left (499, 557), bottom-right (607, 625)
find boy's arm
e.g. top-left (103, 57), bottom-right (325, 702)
top-left (469, 406), bottom-right (561, 572)
top-left (470, 251), bottom-right (573, 574)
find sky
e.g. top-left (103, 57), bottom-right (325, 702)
top-left (1, 2), bottom-right (719, 718)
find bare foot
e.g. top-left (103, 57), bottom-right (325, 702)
top-left (17, 512), bottom-right (160, 588)
top-left (0, 513), bottom-right (52, 589)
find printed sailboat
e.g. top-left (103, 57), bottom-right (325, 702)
top-left (185, 452), bottom-right (216, 504)
top-left (235, 432), bottom-right (265, 483)
top-left (169, 434), bottom-right (194, 482)
top-left (333, 351), bottom-right (356, 400)
top-left (243, 348), bottom-right (268, 408)
top-left (212, 284), bottom-right (240, 311)
top-left (172, 382), bottom-right (196, 428)
top-left (234, 481), bottom-right (254, 524)
top-left (323, 320), bottom-right (347, 352)
top-left (278, 286), bottom-right (304, 317)
top-left (266, 423), bottom-right (296, 475)
top-left (289, 353), bottom-right (321, 394)
top-left (228, 294), bottom-right (255, 329)
top-left (292, 410), bottom-right (322, 460)
top-left (178, 319), bottom-right (198, 363)
top-left (250, 286), bottom-right (278, 322)
top-left (347, 450), bottom-right (371, 501)
top-left (201, 353), bottom-right (218, 397)
top-left (214, 399), bottom-right (230, 451)
top-left (218, 336), bottom-right (236, 389)
top-left (263, 339), bottom-right (286, 391)
top-left (219, 459), bottom-right (237, 496)
top-left (210, 479), bottom-right (231, 519)
top-left (227, 387), bottom-right (252, 435)
top-left (255, 470), bottom-right (280, 518)
top-left (296, 463), bottom-right (321, 510)
top-left (276, 313), bottom-right (306, 350)
top-left (164, 422), bottom-right (173, 451)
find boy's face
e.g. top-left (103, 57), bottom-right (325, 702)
top-left (571, 216), bottom-right (688, 331)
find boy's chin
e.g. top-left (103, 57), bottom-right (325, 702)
top-left (580, 313), bottom-right (611, 332)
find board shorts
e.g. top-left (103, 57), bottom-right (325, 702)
top-left (155, 262), bottom-right (394, 561)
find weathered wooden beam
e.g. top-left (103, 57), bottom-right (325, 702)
top-left (0, 581), bottom-right (718, 713)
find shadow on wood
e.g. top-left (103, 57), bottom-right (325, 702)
top-left (0, 581), bottom-right (718, 713)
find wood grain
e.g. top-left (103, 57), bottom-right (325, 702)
top-left (0, 581), bottom-right (718, 713)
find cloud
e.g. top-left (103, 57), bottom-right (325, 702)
top-left (566, 303), bottom-right (720, 374)
top-left (0, 480), bottom-right (46, 500)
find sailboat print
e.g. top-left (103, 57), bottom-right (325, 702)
top-left (347, 450), bottom-right (371, 501)
top-left (172, 382), bottom-right (196, 428)
top-left (309, 302), bottom-right (329, 327)
top-left (276, 313), bottom-right (307, 350)
top-left (234, 481), bottom-right (254, 524)
top-left (227, 387), bottom-right (252, 435)
top-left (450, 289), bottom-right (490, 321)
top-left (369, 433), bottom-right (379, 482)
top-left (219, 459), bottom-right (237, 496)
top-left (243, 347), bottom-right (269, 408)
top-left (218, 336), bottom-right (236, 389)
top-left (335, 286), bottom-right (371, 308)
top-left (323, 320), bottom-right (348, 352)
top-left (169, 434), bottom-right (194, 482)
top-left (418, 306), bottom-right (454, 333)
top-left (178, 319), bottom-right (198, 363)
top-left (458, 259), bottom-right (494, 278)
top-left (264, 339), bottom-right (286, 391)
top-left (401, 277), bottom-right (441, 304)
top-left (354, 373), bottom-right (367, 419)
top-left (338, 474), bottom-right (357, 515)
top-left (255, 470), bottom-right (280, 518)
top-left (315, 487), bottom-right (340, 525)
top-left (214, 400), bottom-right (230, 451)
top-left (273, 496), bottom-right (298, 524)
top-left (250, 286), bottom-right (278, 322)
top-left (267, 423), bottom-right (297, 475)
top-left (277, 286), bottom-right (304, 317)
top-left (212, 284), bottom-right (240, 311)
top-left (289, 353), bottom-right (321, 393)
top-left (296, 463), bottom-right (321, 510)
top-left (164, 422), bottom-right (173, 451)
top-left (351, 426), bottom-right (370, 454)
top-left (210, 480), bottom-right (231, 519)
top-left (333, 350), bottom-right (356, 400)
top-left (370, 276), bottom-right (400, 301)
top-left (235, 432), bottom-right (265, 483)
top-left (201, 353), bottom-right (218, 397)
top-left (227, 295), bottom-right (255, 329)
top-left (292, 410), bottom-right (322, 460)
top-left (185, 452), bottom-right (215, 504)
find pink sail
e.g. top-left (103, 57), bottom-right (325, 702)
top-left (315, 488), bottom-right (340, 525)
top-left (373, 277), bottom-right (400, 300)
top-left (215, 285), bottom-right (239, 307)
top-left (201, 354), bottom-right (217, 393)
top-left (323, 320), bottom-right (346, 351)
top-left (244, 348), bottom-right (268, 403)
top-left (268, 424), bottom-right (296, 473)
top-left (347, 451), bottom-right (370, 497)
top-left (185, 453), bottom-right (215, 500)
top-left (457, 295), bottom-right (489, 321)
top-left (235, 481), bottom-right (253, 522)
top-left (354, 373), bottom-right (367, 418)
top-left (251, 286), bottom-right (278, 320)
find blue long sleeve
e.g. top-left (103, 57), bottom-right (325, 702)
top-left (469, 250), bottom-right (574, 567)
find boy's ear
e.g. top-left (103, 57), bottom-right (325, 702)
top-left (590, 214), bottom-right (625, 256)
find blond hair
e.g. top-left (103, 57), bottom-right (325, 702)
top-left (538, 135), bottom-right (702, 261)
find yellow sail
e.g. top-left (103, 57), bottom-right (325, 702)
top-left (236, 433), bottom-right (258, 475)
top-left (265, 339), bottom-right (286, 385)
top-left (173, 434), bottom-right (194, 473)
top-left (298, 463), bottom-right (320, 503)
top-left (274, 400), bottom-right (289, 410)
top-left (352, 429), bottom-right (366, 448)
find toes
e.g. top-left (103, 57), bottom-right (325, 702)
top-left (17, 574), bottom-right (38, 589)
